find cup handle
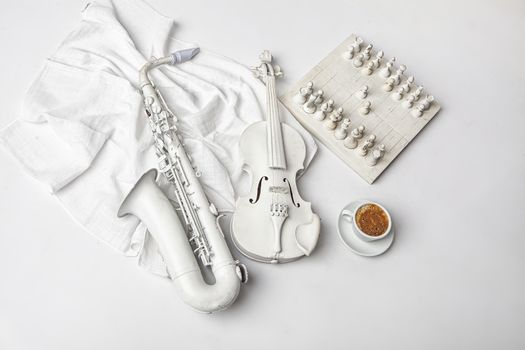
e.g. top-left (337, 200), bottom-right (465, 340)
top-left (341, 209), bottom-right (354, 221)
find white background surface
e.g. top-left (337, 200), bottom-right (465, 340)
top-left (1, 0), bottom-right (524, 349)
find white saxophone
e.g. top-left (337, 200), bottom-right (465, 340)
top-left (118, 48), bottom-right (248, 313)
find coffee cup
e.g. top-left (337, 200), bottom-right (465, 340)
top-left (342, 201), bottom-right (392, 242)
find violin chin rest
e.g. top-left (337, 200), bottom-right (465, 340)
top-left (295, 214), bottom-right (321, 256)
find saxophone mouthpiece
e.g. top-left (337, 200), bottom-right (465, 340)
top-left (170, 47), bottom-right (200, 65)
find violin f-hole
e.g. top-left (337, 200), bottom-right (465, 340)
top-left (249, 176), bottom-right (268, 204)
top-left (283, 178), bottom-right (300, 207)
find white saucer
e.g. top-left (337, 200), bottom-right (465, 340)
top-left (337, 200), bottom-right (395, 257)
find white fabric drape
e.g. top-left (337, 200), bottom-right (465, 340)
top-left (0, 0), bottom-right (317, 276)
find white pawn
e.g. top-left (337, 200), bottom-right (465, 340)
top-left (356, 85), bottom-right (368, 99)
top-left (325, 99), bottom-right (334, 113)
top-left (372, 51), bottom-right (384, 68)
top-left (334, 118), bottom-right (351, 140)
top-left (392, 64), bottom-right (407, 85)
top-left (303, 94), bottom-right (317, 114)
top-left (362, 44), bottom-right (373, 60)
top-left (366, 134), bottom-right (376, 146)
top-left (421, 95), bottom-right (434, 110)
top-left (313, 100), bottom-right (331, 120)
top-left (361, 61), bottom-right (374, 75)
top-left (353, 54), bottom-right (365, 68)
top-left (357, 134), bottom-right (376, 157)
top-left (355, 125), bottom-right (365, 138)
top-left (293, 81), bottom-right (313, 104)
top-left (380, 57), bottom-right (395, 78)
top-left (411, 103), bottom-right (425, 117)
top-left (400, 76), bottom-right (415, 93)
top-left (324, 107), bottom-right (344, 130)
top-left (351, 36), bottom-right (363, 53)
top-left (359, 101), bottom-right (371, 115)
top-left (313, 90), bottom-right (324, 106)
top-left (343, 46), bottom-right (355, 60)
top-left (402, 95), bottom-right (415, 109)
top-left (382, 77), bottom-right (395, 92)
top-left (367, 144), bottom-right (385, 166)
top-left (391, 86), bottom-right (404, 100)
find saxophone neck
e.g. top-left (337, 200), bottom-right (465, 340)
top-left (139, 47), bottom-right (201, 89)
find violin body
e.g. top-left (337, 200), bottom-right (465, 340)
top-left (231, 51), bottom-right (320, 263)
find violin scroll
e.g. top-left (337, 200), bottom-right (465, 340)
top-left (252, 50), bottom-right (284, 82)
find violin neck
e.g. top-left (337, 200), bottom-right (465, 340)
top-left (266, 76), bottom-right (287, 169)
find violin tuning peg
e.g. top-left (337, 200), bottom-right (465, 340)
top-left (251, 67), bottom-right (261, 78)
top-left (274, 65), bottom-right (284, 78)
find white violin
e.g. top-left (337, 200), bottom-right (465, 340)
top-left (231, 51), bottom-right (320, 263)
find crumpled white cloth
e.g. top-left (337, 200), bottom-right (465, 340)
top-left (0, 0), bottom-right (317, 276)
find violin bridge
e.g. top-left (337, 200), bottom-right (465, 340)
top-left (270, 203), bottom-right (289, 255)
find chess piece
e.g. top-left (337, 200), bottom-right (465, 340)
top-left (379, 57), bottom-right (395, 78)
top-left (353, 54), bottom-right (365, 67)
top-left (400, 76), bottom-right (414, 93)
top-left (402, 95), bottom-right (415, 109)
top-left (371, 50), bottom-right (384, 68)
top-left (411, 103), bottom-right (425, 117)
top-left (357, 134), bottom-right (376, 157)
top-left (344, 126), bottom-right (364, 149)
top-left (410, 85), bottom-right (424, 101)
top-left (313, 100), bottom-right (331, 120)
top-left (334, 118), bottom-right (351, 140)
top-left (391, 86), bottom-right (404, 100)
top-left (392, 64), bottom-right (407, 85)
top-left (421, 95), bottom-right (434, 110)
top-left (351, 36), bottom-right (363, 53)
top-left (367, 144), bottom-right (385, 166)
top-left (356, 85), bottom-right (368, 99)
top-left (293, 81), bottom-right (314, 104)
top-left (313, 90), bottom-right (324, 106)
top-left (324, 107), bottom-right (344, 130)
top-left (361, 61), bottom-right (374, 75)
top-left (343, 46), bottom-right (355, 60)
top-left (362, 44), bottom-right (373, 60)
top-left (355, 125), bottom-right (365, 138)
top-left (359, 101), bottom-right (371, 115)
top-left (343, 134), bottom-right (358, 149)
top-left (366, 134), bottom-right (376, 146)
top-left (303, 94), bottom-right (317, 114)
top-left (343, 125), bottom-right (365, 149)
top-left (325, 99), bottom-right (334, 113)
top-left (382, 77), bottom-right (395, 92)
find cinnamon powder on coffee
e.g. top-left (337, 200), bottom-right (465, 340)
top-left (356, 204), bottom-right (389, 236)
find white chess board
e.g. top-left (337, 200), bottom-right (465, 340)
top-left (280, 34), bottom-right (441, 184)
